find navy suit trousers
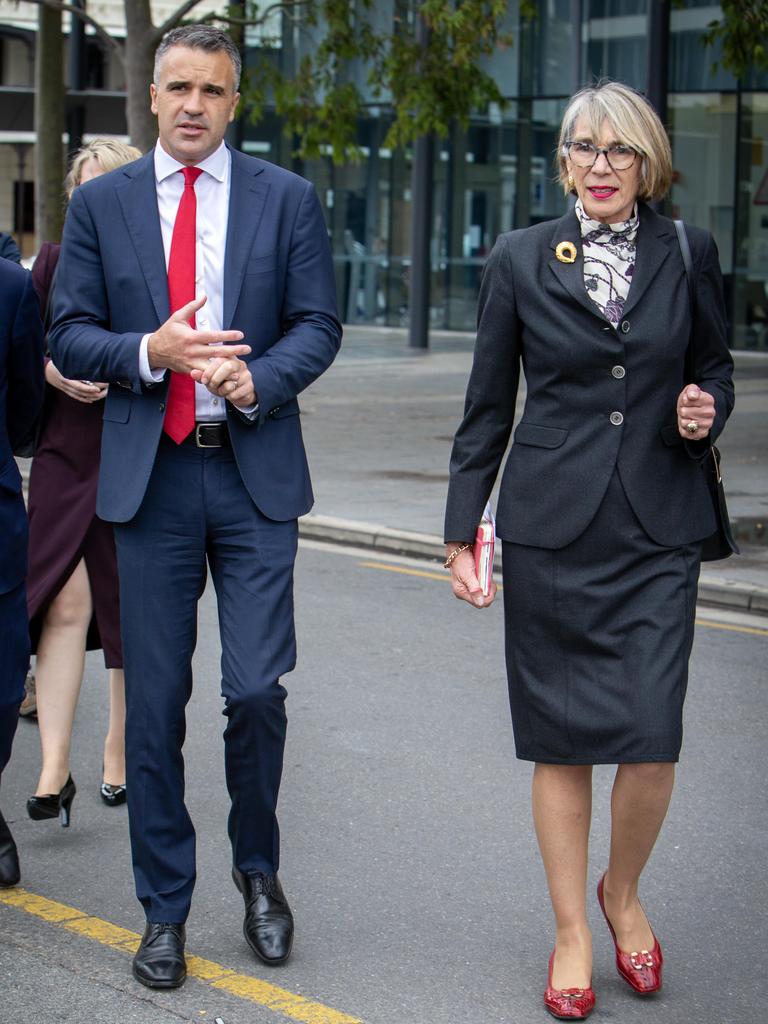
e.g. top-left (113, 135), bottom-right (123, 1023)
top-left (114, 436), bottom-right (298, 923)
top-left (0, 583), bottom-right (27, 784)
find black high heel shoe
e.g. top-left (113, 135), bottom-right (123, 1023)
top-left (27, 775), bottom-right (76, 827)
top-left (100, 782), bottom-right (126, 807)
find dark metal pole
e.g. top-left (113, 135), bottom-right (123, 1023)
top-left (515, 14), bottom-right (535, 227)
top-left (571, 0), bottom-right (583, 95)
top-left (67, 0), bottom-right (86, 155)
top-left (13, 144), bottom-right (28, 253)
top-left (646, 0), bottom-right (670, 125)
top-left (408, 11), bottom-right (433, 349)
top-left (408, 133), bottom-right (434, 348)
top-left (646, 0), bottom-right (670, 214)
top-left (730, 86), bottom-right (746, 347)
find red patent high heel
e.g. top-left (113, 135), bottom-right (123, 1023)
top-left (544, 950), bottom-right (596, 1020)
top-left (597, 873), bottom-right (663, 995)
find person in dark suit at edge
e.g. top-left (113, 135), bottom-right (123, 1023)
top-left (0, 232), bottom-right (22, 264)
top-left (0, 258), bottom-right (46, 886)
top-left (49, 24), bottom-right (341, 988)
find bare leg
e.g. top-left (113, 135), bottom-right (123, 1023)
top-left (601, 762), bottom-right (675, 952)
top-left (34, 559), bottom-right (92, 795)
top-left (532, 763), bottom-right (594, 989)
top-left (102, 669), bottom-right (126, 786)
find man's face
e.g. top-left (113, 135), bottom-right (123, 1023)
top-left (150, 45), bottom-right (240, 166)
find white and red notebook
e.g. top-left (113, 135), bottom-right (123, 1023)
top-left (474, 502), bottom-right (496, 596)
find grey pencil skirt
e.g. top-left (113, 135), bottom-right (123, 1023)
top-left (501, 469), bottom-right (701, 764)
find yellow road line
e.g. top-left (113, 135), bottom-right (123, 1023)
top-left (694, 619), bottom-right (768, 637)
top-left (358, 561), bottom-right (448, 583)
top-left (0, 888), bottom-right (361, 1024)
top-left (358, 561), bottom-right (768, 637)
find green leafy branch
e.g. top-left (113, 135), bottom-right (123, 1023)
top-left (239, 0), bottom-right (514, 162)
top-left (694, 0), bottom-right (768, 79)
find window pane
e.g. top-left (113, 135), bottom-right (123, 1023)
top-left (584, 1), bottom-right (648, 90)
top-left (734, 93), bottom-right (768, 350)
top-left (669, 93), bottom-right (736, 340)
top-left (669, 3), bottom-right (736, 92)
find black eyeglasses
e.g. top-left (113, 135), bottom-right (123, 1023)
top-left (565, 141), bottom-right (639, 171)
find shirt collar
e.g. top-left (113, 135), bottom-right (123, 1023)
top-left (154, 140), bottom-right (229, 184)
top-left (575, 197), bottom-right (639, 241)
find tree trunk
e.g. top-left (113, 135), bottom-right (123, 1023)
top-left (34, 3), bottom-right (65, 246)
top-left (123, 0), bottom-right (159, 153)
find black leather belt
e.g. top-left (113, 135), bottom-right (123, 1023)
top-left (183, 422), bottom-right (230, 448)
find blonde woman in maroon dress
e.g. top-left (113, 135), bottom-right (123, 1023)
top-left (26, 139), bottom-right (141, 826)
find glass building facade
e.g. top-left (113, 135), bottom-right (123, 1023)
top-left (239, 1), bottom-right (768, 349)
top-left (0, 2), bottom-right (764, 347)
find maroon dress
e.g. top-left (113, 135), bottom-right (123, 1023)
top-left (26, 242), bottom-right (122, 668)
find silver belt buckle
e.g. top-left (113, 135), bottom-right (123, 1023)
top-left (194, 422), bottom-right (220, 448)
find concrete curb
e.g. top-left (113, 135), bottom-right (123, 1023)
top-left (300, 514), bottom-right (447, 562)
top-left (696, 574), bottom-right (768, 615)
top-left (300, 513), bottom-right (768, 618)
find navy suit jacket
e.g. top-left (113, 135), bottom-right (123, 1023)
top-left (444, 203), bottom-right (735, 549)
top-left (0, 260), bottom-right (45, 593)
top-left (49, 146), bottom-right (341, 524)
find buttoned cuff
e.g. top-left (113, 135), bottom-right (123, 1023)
top-left (139, 334), bottom-right (167, 384)
top-left (237, 402), bottom-right (258, 421)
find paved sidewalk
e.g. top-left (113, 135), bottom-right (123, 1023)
top-left (299, 326), bottom-right (768, 616)
top-left (15, 326), bottom-right (767, 615)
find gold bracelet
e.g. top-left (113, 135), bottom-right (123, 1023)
top-left (443, 543), bottom-right (471, 569)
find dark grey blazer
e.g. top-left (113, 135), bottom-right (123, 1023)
top-left (444, 203), bottom-right (734, 549)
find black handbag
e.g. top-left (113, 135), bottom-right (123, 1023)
top-left (674, 219), bottom-right (739, 561)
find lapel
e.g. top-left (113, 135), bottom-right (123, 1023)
top-left (115, 153), bottom-right (169, 325)
top-left (619, 203), bottom-right (674, 319)
top-left (547, 202), bottom-right (676, 326)
top-left (546, 210), bottom-right (603, 321)
top-left (222, 146), bottom-right (270, 329)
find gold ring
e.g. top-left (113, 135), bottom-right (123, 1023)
top-left (686, 420), bottom-right (699, 434)
top-left (555, 241), bottom-right (578, 264)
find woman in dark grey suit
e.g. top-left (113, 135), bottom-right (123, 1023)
top-left (443, 81), bottom-right (733, 1020)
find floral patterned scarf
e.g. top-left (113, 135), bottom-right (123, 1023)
top-left (575, 198), bottom-right (639, 327)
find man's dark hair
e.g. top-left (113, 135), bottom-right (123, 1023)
top-left (154, 25), bottom-right (241, 92)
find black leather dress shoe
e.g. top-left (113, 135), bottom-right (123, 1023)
top-left (232, 867), bottom-right (294, 964)
top-left (132, 923), bottom-right (186, 989)
top-left (0, 810), bottom-right (20, 887)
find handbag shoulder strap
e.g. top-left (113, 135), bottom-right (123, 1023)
top-left (674, 218), bottom-right (696, 382)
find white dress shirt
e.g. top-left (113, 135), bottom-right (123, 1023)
top-left (140, 140), bottom-right (255, 420)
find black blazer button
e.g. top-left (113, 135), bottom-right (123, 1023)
top-left (611, 365), bottom-right (626, 379)
top-left (610, 411), bottom-right (624, 426)
top-left (621, 320), bottom-right (630, 333)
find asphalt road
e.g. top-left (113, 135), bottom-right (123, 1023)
top-left (0, 541), bottom-right (766, 1024)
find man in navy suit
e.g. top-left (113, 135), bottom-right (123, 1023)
top-left (0, 260), bottom-right (45, 887)
top-left (49, 25), bottom-right (341, 988)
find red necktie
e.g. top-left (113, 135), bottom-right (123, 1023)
top-left (163, 165), bottom-right (203, 443)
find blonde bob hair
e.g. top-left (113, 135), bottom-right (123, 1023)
top-left (556, 81), bottom-right (672, 202)
top-left (64, 138), bottom-right (142, 199)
